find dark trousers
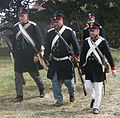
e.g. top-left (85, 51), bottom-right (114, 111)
top-left (15, 71), bottom-right (45, 97)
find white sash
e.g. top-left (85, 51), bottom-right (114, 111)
top-left (18, 23), bottom-right (35, 47)
top-left (84, 37), bottom-right (103, 66)
top-left (18, 23), bottom-right (47, 70)
top-left (16, 22), bottom-right (31, 39)
top-left (51, 25), bottom-right (66, 50)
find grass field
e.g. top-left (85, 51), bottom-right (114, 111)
top-left (0, 50), bottom-right (120, 118)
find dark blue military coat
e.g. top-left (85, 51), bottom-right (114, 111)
top-left (44, 25), bottom-right (80, 80)
top-left (12, 21), bottom-right (43, 73)
top-left (80, 36), bottom-right (115, 82)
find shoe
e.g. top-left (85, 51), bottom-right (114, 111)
top-left (70, 95), bottom-right (75, 102)
top-left (12, 96), bottom-right (23, 103)
top-left (90, 99), bottom-right (95, 108)
top-left (53, 101), bottom-right (63, 107)
top-left (93, 108), bottom-right (99, 114)
top-left (40, 90), bottom-right (45, 98)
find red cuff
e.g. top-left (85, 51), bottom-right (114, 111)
top-left (74, 55), bottom-right (79, 59)
top-left (111, 67), bottom-right (116, 70)
top-left (34, 54), bottom-right (38, 57)
top-left (45, 59), bottom-right (48, 61)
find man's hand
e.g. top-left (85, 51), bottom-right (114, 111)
top-left (112, 70), bottom-right (117, 77)
top-left (33, 54), bottom-right (39, 63)
top-left (45, 59), bottom-right (49, 67)
top-left (74, 55), bottom-right (80, 63)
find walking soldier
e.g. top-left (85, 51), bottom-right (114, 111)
top-left (44, 13), bottom-right (80, 107)
top-left (80, 22), bottom-right (117, 114)
top-left (12, 8), bottom-right (45, 102)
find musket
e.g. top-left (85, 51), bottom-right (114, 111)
top-left (5, 39), bottom-right (14, 63)
top-left (103, 73), bottom-right (107, 95)
top-left (0, 26), bottom-right (27, 85)
top-left (76, 62), bottom-right (87, 96)
top-left (71, 55), bottom-right (87, 96)
top-left (33, 46), bottom-right (48, 70)
top-left (55, 30), bottom-right (87, 96)
top-left (0, 27), bottom-right (14, 62)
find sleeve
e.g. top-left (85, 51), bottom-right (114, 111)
top-left (70, 30), bottom-right (80, 56)
top-left (43, 33), bottom-right (51, 60)
top-left (33, 25), bottom-right (42, 52)
top-left (79, 40), bottom-right (88, 66)
top-left (102, 40), bottom-right (116, 69)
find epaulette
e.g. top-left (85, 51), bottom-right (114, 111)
top-left (85, 37), bottom-right (91, 41)
top-left (64, 25), bottom-right (72, 31)
top-left (84, 25), bottom-right (89, 30)
top-left (28, 21), bottom-right (37, 26)
top-left (47, 28), bottom-right (54, 33)
top-left (14, 22), bottom-right (19, 27)
top-left (99, 36), bottom-right (105, 40)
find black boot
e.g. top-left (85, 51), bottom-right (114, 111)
top-left (12, 95), bottom-right (23, 103)
top-left (53, 101), bottom-right (63, 107)
top-left (93, 108), bottom-right (99, 114)
top-left (40, 90), bottom-right (45, 98)
top-left (90, 99), bottom-right (95, 108)
top-left (70, 95), bottom-right (75, 102)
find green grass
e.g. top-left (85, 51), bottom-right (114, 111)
top-left (0, 50), bottom-right (120, 118)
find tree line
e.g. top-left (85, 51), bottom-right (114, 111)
top-left (0, 0), bottom-right (120, 48)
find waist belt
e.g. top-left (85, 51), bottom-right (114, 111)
top-left (53, 56), bottom-right (70, 61)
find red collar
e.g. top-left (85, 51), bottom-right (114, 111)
top-left (59, 24), bottom-right (64, 30)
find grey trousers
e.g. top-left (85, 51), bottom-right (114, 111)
top-left (15, 71), bottom-right (45, 97)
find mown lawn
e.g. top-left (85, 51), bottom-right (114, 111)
top-left (0, 50), bottom-right (120, 118)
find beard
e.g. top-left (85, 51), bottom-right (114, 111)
top-left (54, 25), bottom-right (61, 30)
top-left (91, 34), bottom-right (99, 40)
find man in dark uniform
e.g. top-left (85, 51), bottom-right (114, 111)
top-left (44, 13), bottom-right (80, 107)
top-left (80, 22), bottom-right (117, 114)
top-left (83, 13), bottom-right (106, 40)
top-left (12, 8), bottom-right (45, 102)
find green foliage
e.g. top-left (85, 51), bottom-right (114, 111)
top-left (0, 0), bottom-right (11, 9)
top-left (41, 0), bottom-right (120, 47)
top-left (1, 0), bottom-right (120, 47)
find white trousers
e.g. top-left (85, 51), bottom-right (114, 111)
top-left (85, 80), bottom-right (103, 109)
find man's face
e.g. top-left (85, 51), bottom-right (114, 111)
top-left (53, 19), bottom-right (63, 30)
top-left (89, 28), bottom-right (100, 38)
top-left (87, 18), bottom-right (95, 24)
top-left (19, 14), bottom-right (28, 23)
